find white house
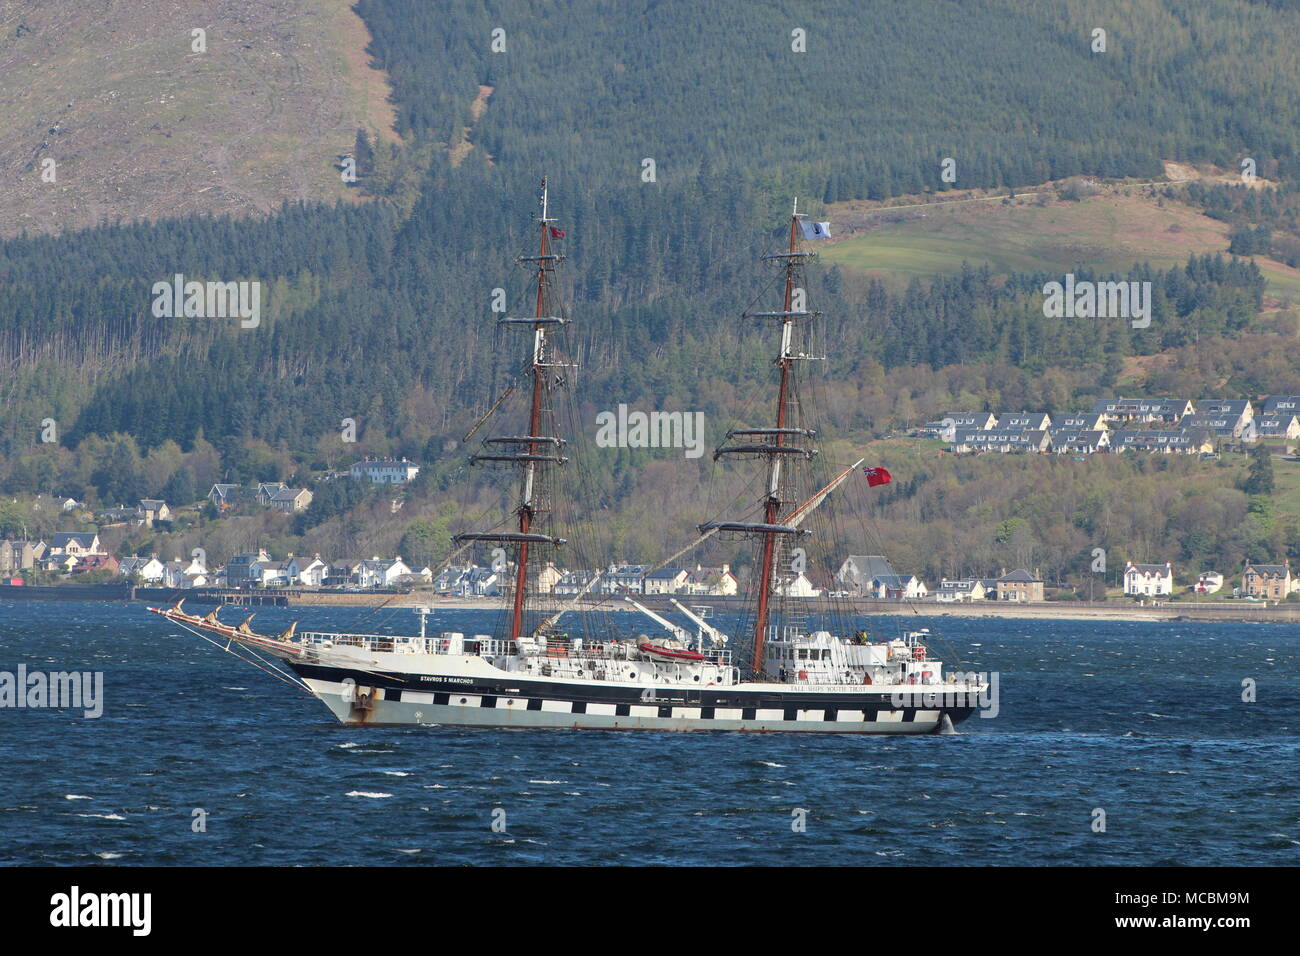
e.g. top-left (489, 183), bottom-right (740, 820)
top-left (535, 561), bottom-right (563, 594)
top-left (643, 567), bottom-right (691, 595)
top-left (873, 574), bottom-right (928, 600)
top-left (289, 554), bottom-right (330, 587)
top-left (251, 559), bottom-right (293, 587)
top-left (118, 555), bottom-right (167, 583)
top-left (774, 572), bottom-right (820, 597)
top-left (356, 557), bottom-right (413, 588)
top-left (936, 579), bottom-right (986, 603)
top-left (1193, 572), bottom-right (1224, 595)
top-left (553, 569), bottom-right (600, 596)
top-left (350, 458), bottom-right (421, 485)
top-left (461, 565), bottom-right (504, 596)
top-left (163, 557), bottom-right (209, 588)
top-left (1124, 561), bottom-right (1174, 597)
top-left (937, 412), bottom-right (998, 442)
top-left (684, 565), bottom-right (738, 596)
top-left (434, 566), bottom-right (472, 593)
top-left (602, 564), bottom-right (649, 594)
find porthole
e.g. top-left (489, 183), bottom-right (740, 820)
top-left (693, 675), bottom-right (700, 682)
top-left (459, 697), bottom-right (467, 704)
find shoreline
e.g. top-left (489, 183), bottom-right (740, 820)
top-left (2, 584), bottom-right (1298, 623)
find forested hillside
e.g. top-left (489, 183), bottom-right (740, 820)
top-left (2, 0), bottom-right (1299, 583)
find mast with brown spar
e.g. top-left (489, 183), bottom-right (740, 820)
top-left (454, 178), bottom-right (570, 642)
top-left (703, 199), bottom-right (823, 676)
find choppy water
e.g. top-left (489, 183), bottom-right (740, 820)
top-left (1, 600), bottom-right (1297, 865)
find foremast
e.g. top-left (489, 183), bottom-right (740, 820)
top-left (705, 200), bottom-right (823, 675)
top-left (454, 179), bottom-right (570, 641)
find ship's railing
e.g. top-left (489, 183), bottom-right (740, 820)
top-left (294, 630), bottom-right (736, 667)
top-left (299, 632), bottom-right (429, 652)
top-left (529, 635), bottom-right (732, 665)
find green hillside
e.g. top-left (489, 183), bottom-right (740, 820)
top-left (3, 0), bottom-right (1300, 580)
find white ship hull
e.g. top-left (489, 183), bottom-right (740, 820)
top-left (289, 657), bottom-right (981, 734)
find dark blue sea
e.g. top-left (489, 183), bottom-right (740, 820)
top-left (1, 600), bottom-right (1297, 866)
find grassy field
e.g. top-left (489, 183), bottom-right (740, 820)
top-left (0, 0), bottom-right (399, 237)
top-left (820, 189), bottom-right (1300, 303)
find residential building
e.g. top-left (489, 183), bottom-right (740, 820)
top-left (684, 565), bottom-right (738, 596)
top-left (995, 569), bottom-right (1044, 602)
top-left (97, 506), bottom-right (138, 525)
top-left (325, 559), bottom-right (363, 587)
top-left (72, 554), bottom-right (119, 575)
top-left (460, 565), bottom-right (504, 596)
top-left (251, 559), bottom-right (293, 587)
top-left (871, 573), bottom-right (928, 600)
top-left (936, 579), bottom-right (987, 603)
top-left (1091, 398), bottom-right (1195, 424)
top-left (1109, 430), bottom-right (1214, 454)
top-left (1242, 561), bottom-right (1295, 600)
top-left (137, 499), bottom-right (171, 525)
top-left (836, 555), bottom-right (896, 594)
top-left (553, 569), bottom-right (600, 596)
top-left (1197, 399), bottom-right (1253, 435)
top-left (255, 482), bottom-right (288, 506)
top-left (774, 572), bottom-right (820, 597)
top-left (1253, 414), bottom-right (1300, 443)
top-left (0, 540), bottom-right (44, 573)
top-left (1260, 395), bottom-right (1300, 417)
top-left (226, 550), bottom-right (271, 587)
top-left (433, 566), bottom-right (472, 594)
top-left (118, 555), bottom-right (167, 583)
top-left (49, 532), bottom-right (102, 557)
top-left (1050, 428), bottom-right (1110, 454)
top-left (1057, 412), bottom-right (1108, 431)
top-left (998, 412), bottom-right (1053, 430)
top-left (1181, 413), bottom-right (1241, 440)
top-left (952, 427), bottom-right (1051, 454)
top-left (535, 561), bottom-right (563, 595)
top-left (1194, 572), bottom-right (1223, 595)
top-left (163, 557), bottom-right (209, 588)
top-left (349, 457), bottom-right (421, 485)
top-left (269, 487), bottom-right (313, 513)
top-left (356, 557), bottom-right (413, 588)
top-left (208, 483), bottom-right (242, 510)
top-left (288, 554), bottom-right (329, 587)
top-left (1123, 561), bottom-right (1174, 597)
top-left (937, 412), bottom-right (998, 442)
top-left (643, 567), bottom-right (690, 595)
top-left (603, 564), bottom-right (649, 594)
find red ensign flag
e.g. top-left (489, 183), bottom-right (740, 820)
top-left (863, 466), bottom-right (892, 487)
top-left (549, 226), bottom-right (566, 239)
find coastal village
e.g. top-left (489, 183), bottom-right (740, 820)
top-left (2, 415), bottom-right (1299, 605)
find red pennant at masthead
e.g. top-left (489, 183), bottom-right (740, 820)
top-left (863, 466), bottom-right (892, 487)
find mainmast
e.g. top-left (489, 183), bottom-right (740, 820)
top-left (703, 199), bottom-right (824, 675)
top-left (455, 179), bottom-right (570, 642)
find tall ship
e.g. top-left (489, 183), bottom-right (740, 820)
top-left (151, 182), bottom-right (988, 733)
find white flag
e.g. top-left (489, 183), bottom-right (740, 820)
top-left (798, 220), bottom-right (831, 240)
